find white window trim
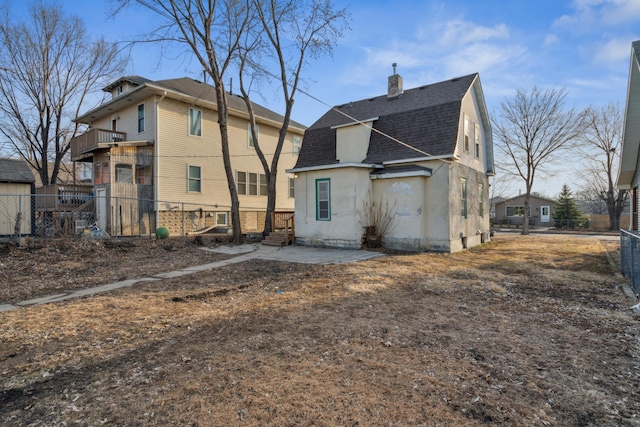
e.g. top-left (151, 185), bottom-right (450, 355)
top-left (215, 212), bottom-right (228, 225)
top-left (187, 164), bottom-right (202, 193)
top-left (189, 108), bottom-right (202, 137)
top-left (293, 135), bottom-right (302, 155)
top-left (248, 123), bottom-right (259, 148)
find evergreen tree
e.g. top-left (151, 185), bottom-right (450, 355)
top-left (553, 184), bottom-right (589, 228)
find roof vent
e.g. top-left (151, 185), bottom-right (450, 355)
top-left (387, 63), bottom-right (403, 98)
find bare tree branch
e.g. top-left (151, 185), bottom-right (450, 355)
top-left (492, 86), bottom-right (585, 234)
top-left (0, 3), bottom-right (126, 186)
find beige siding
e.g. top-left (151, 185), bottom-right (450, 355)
top-left (90, 96), bottom-right (156, 143)
top-left (456, 89), bottom-right (486, 173)
top-left (0, 183), bottom-right (32, 235)
top-left (156, 97), bottom-right (297, 212)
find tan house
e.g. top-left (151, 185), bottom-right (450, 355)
top-left (493, 194), bottom-right (556, 227)
top-left (288, 72), bottom-right (494, 253)
top-left (71, 76), bottom-right (305, 235)
top-left (618, 40), bottom-right (640, 231)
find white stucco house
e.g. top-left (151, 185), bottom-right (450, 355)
top-left (287, 71), bottom-right (495, 253)
top-left (617, 40), bottom-right (640, 231)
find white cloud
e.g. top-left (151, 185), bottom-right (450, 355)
top-left (554, 0), bottom-right (640, 29)
top-left (439, 20), bottom-right (510, 45)
top-left (544, 34), bottom-right (559, 46)
top-left (592, 38), bottom-right (633, 62)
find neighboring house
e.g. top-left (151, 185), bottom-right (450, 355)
top-left (617, 40), bottom-right (640, 231)
top-left (71, 76), bottom-right (305, 235)
top-left (287, 72), bottom-right (494, 253)
top-left (493, 194), bottom-right (556, 227)
top-left (0, 158), bottom-right (35, 237)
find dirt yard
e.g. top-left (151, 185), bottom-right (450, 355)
top-left (0, 235), bottom-right (638, 426)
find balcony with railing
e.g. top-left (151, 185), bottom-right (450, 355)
top-left (70, 128), bottom-right (127, 161)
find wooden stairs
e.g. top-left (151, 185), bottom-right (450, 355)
top-left (261, 212), bottom-right (295, 247)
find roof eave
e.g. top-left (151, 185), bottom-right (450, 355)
top-left (617, 41), bottom-right (640, 189)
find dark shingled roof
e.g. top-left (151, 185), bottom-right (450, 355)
top-left (151, 78), bottom-right (306, 129)
top-left (295, 73), bottom-right (477, 169)
top-left (102, 75), bottom-right (152, 92)
top-left (0, 158), bottom-right (35, 184)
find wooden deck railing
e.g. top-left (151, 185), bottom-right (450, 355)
top-left (70, 128), bottom-right (127, 158)
top-left (272, 211), bottom-right (295, 245)
top-left (35, 184), bottom-right (94, 211)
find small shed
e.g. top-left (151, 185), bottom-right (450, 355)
top-left (0, 158), bottom-right (36, 236)
top-left (494, 194), bottom-right (556, 227)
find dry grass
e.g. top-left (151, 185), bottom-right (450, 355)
top-left (0, 235), bottom-right (638, 426)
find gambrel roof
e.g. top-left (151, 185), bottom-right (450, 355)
top-left (617, 40), bottom-right (640, 189)
top-left (294, 73), bottom-right (492, 169)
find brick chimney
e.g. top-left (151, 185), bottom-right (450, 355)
top-left (387, 63), bottom-right (403, 98)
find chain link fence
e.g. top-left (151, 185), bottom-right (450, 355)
top-left (0, 193), bottom-right (284, 244)
top-left (620, 230), bottom-right (640, 296)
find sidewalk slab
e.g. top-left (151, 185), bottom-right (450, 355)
top-left (0, 304), bottom-right (17, 312)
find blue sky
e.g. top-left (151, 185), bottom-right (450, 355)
top-left (13, 0), bottom-right (640, 197)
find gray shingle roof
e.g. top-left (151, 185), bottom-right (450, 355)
top-left (102, 75), bottom-right (152, 92)
top-left (152, 78), bottom-right (306, 130)
top-left (295, 73), bottom-right (477, 169)
top-left (0, 158), bottom-right (35, 184)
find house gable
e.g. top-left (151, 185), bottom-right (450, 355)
top-left (618, 40), bottom-right (640, 190)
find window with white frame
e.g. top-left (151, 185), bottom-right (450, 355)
top-left (293, 135), bottom-right (302, 155)
top-left (460, 178), bottom-right (467, 218)
top-left (479, 183), bottom-right (484, 217)
top-left (189, 108), bottom-right (202, 136)
top-left (248, 123), bottom-right (259, 148)
top-left (259, 173), bottom-right (267, 196)
top-left (236, 171), bottom-right (247, 195)
top-left (248, 172), bottom-right (258, 195)
top-left (138, 104), bottom-right (145, 133)
top-left (188, 165), bottom-right (201, 192)
top-left (316, 178), bottom-right (330, 220)
top-left (288, 177), bottom-right (295, 198)
top-left (216, 212), bottom-right (228, 225)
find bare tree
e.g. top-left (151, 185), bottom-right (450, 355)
top-left (237, 0), bottom-right (349, 235)
top-left (115, 0), bottom-right (252, 243)
top-left (0, 3), bottom-right (126, 186)
top-left (492, 86), bottom-right (584, 234)
top-left (576, 102), bottom-right (627, 230)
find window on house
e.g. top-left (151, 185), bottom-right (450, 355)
top-left (316, 178), bottom-right (331, 220)
top-left (136, 165), bottom-right (152, 185)
top-left (248, 124), bottom-right (259, 148)
top-left (216, 212), bottom-right (228, 225)
top-left (188, 165), bottom-right (201, 192)
top-left (138, 104), bottom-right (145, 133)
top-left (237, 171), bottom-right (246, 195)
top-left (115, 164), bottom-right (133, 183)
top-left (474, 124), bottom-right (480, 158)
top-left (248, 172), bottom-right (258, 195)
top-left (460, 178), bottom-right (467, 218)
top-left (479, 183), bottom-right (484, 217)
top-left (464, 116), bottom-right (470, 152)
top-left (259, 173), bottom-right (268, 196)
top-left (506, 206), bottom-right (531, 217)
top-left (289, 177), bottom-right (295, 198)
top-left (293, 135), bottom-right (302, 155)
top-left (95, 163), bottom-right (102, 185)
top-left (189, 108), bottom-right (202, 136)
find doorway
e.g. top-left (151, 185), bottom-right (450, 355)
top-left (541, 206), bottom-right (550, 223)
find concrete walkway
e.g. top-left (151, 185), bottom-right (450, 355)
top-left (0, 244), bottom-right (384, 313)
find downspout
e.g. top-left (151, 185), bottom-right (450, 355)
top-left (154, 91), bottom-right (167, 231)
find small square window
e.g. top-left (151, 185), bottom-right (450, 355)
top-left (115, 164), bottom-right (133, 183)
top-left (216, 212), bottom-right (228, 225)
top-left (189, 108), bottom-right (202, 136)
